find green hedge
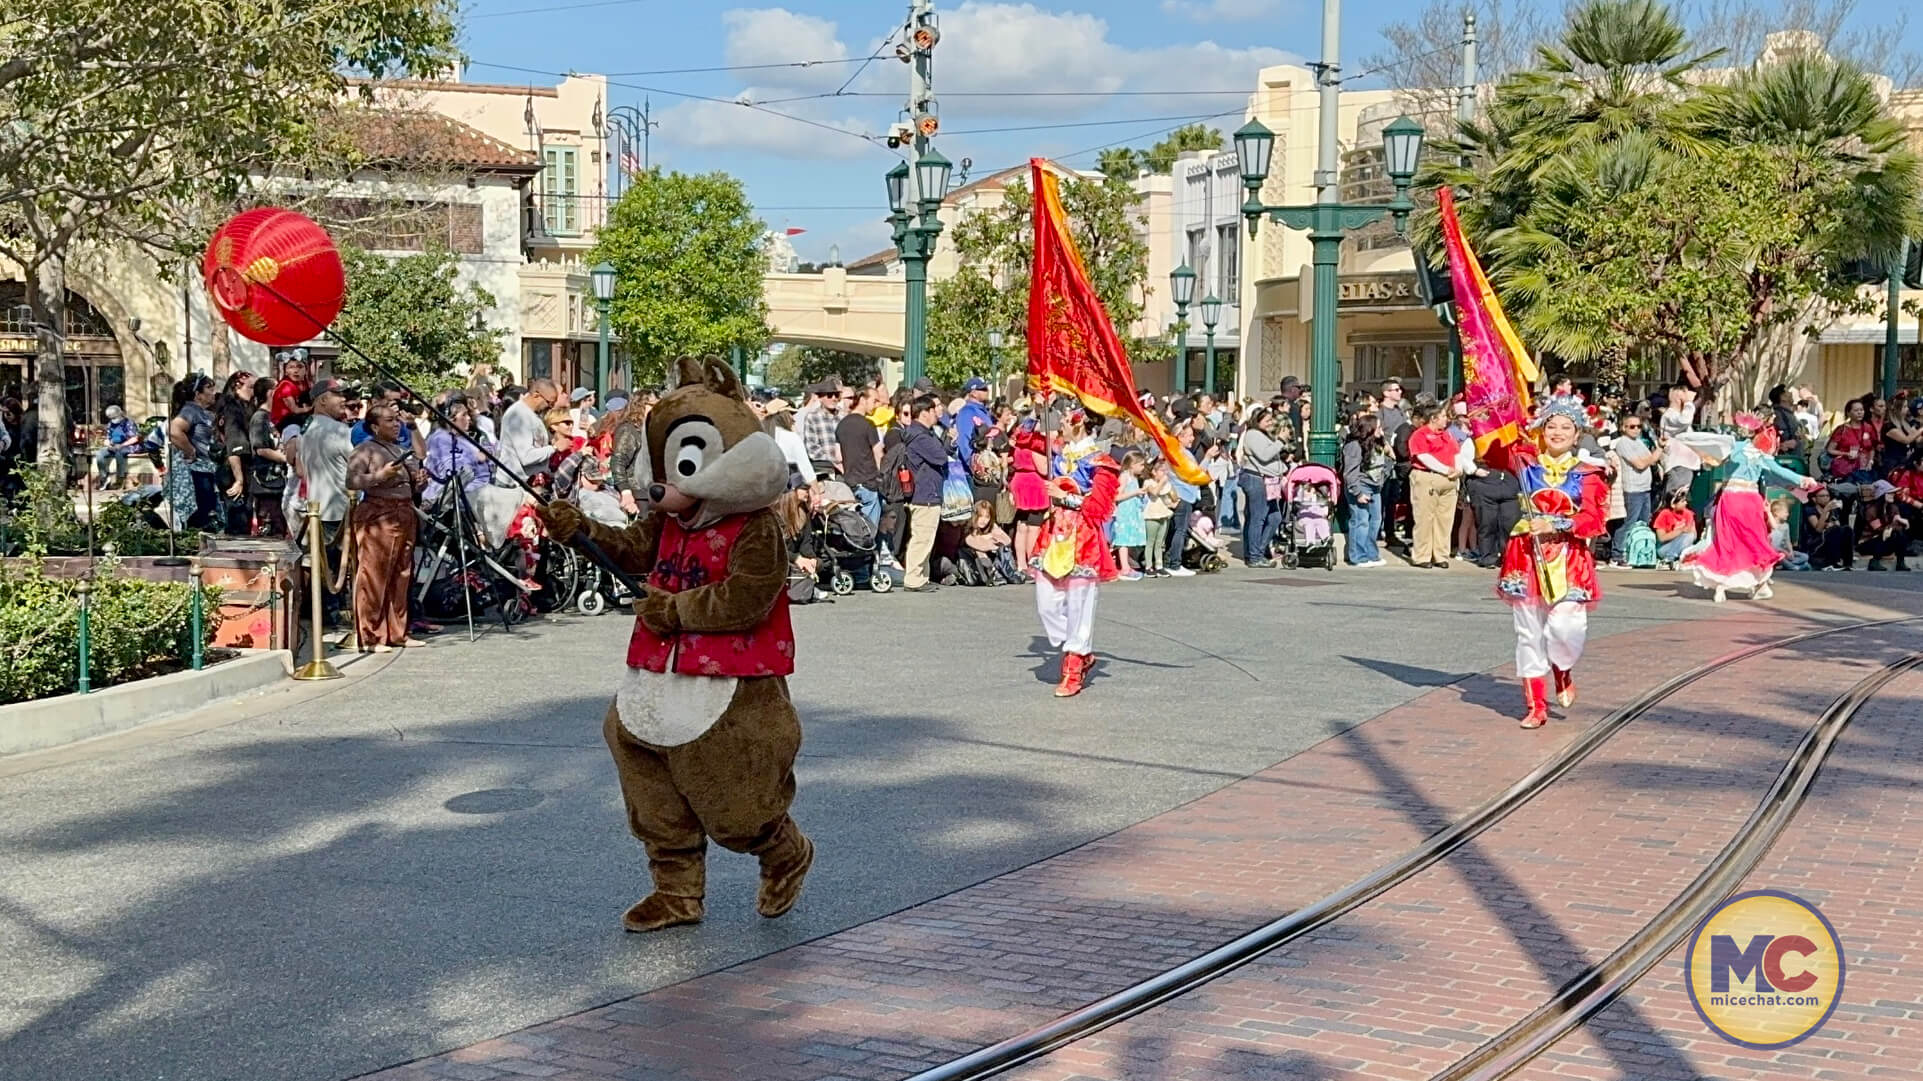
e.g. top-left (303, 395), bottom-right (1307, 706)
top-left (0, 560), bottom-right (221, 706)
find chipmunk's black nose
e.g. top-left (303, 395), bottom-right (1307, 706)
top-left (648, 483), bottom-right (666, 503)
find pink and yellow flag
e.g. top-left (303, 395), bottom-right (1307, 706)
top-left (1437, 186), bottom-right (1537, 465)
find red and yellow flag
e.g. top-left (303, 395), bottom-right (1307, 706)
top-left (1437, 186), bottom-right (1538, 465)
top-left (1026, 158), bottom-right (1206, 484)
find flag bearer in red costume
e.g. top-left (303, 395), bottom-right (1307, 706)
top-left (1022, 155), bottom-right (1207, 700)
top-left (1030, 409), bottom-right (1121, 698)
top-left (1495, 394), bottom-right (1609, 729)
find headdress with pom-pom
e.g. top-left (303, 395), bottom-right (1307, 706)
top-left (1730, 411), bottom-right (1767, 434)
top-left (1528, 393), bottom-right (1589, 430)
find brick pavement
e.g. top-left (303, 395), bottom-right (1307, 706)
top-left (994, 621), bottom-right (1923, 1081)
top-left (1515, 666), bottom-right (1923, 1081)
top-left (353, 606), bottom-right (1907, 1081)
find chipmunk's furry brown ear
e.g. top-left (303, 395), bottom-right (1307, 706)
top-left (669, 356), bottom-right (745, 402)
top-left (672, 356), bottom-right (707, 389)
top-left (700, 357), bottom-right (744, 402)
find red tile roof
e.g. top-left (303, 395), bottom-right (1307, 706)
top-left (339, 109), bottom-right (541, 173)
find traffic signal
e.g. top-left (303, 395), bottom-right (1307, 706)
top-left (1904, 237), bottom-right (1922, 290)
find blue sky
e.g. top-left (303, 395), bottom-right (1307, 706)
top-left (456, 1), bottom-right (1922, 264)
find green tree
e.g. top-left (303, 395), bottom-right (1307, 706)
top-left (590, 169), bottom-right (771, 385)
top-left (926, 174), bottom-right (1167, 389)
top-left (1141, 124), bottom-right (1225, 174)
top-left (762, 346), bottom-right (878, 391)
top-left (328, 247), bottom-right (502, 390)
top-left (0, 0), bottom-right (461, 481)
top-left (1420, 0), bottom-right (1919, 407)
top-left (1097, 147), bottom-right (1143, 182)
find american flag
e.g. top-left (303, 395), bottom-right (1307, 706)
top-left (619, 150), bottom-right (641, 176)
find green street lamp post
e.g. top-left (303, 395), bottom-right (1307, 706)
top-left (888, 149), bottom-right (952, 389)
top-left (1237, 114), bottom-right (1425, 465)
top-left (1169, 262), bottom-right (1196, 395)
top-left (987, 328), bottom-right (1004, 393)
top-left (1200, 294), bottom-right (1222, 398)
top-left (589, 260), bottom-right (616, 400)
top-left (1885, 236), bottom-right (1913, 402)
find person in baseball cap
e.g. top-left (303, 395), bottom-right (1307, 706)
top-left (956, 377), bottom-right (994, 467)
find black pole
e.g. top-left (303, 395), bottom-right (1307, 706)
top-left (249, 279), bottom-right (647, 596)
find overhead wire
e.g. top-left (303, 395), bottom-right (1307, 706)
top-left (465, 60), bottom-right (891, 154)
top-left (832, 27), bottom-right (898, 98)
top-left (943, 112), bottom-right (1240, 136)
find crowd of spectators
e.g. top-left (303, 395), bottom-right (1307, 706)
top-left (6, 358), bottom-right (1919, 639)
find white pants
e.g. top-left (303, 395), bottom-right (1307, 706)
top-left (1036, 576), bottom-right (1099, 654)
top-left (1513, 601), bottom-right (1587, 678)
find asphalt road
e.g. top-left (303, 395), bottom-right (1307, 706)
top-left (0, 563), bottom-right (1740, 1081)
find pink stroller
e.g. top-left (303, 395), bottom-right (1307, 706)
top-left (1282, 463), bottom-right (1342, 570)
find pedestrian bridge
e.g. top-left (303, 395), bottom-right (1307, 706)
top-left (762, 267), bottom-right (904, 358)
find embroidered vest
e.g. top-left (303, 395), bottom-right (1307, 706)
top-left (625, 512), bottom-right (796, 677)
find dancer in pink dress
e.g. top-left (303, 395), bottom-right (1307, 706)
top-left (1679, 413), bottom-right (1820, 603)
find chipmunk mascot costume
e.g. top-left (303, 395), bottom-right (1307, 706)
top-left (539, 357), bottom-right (813, 933)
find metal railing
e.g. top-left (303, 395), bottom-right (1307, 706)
top-left (523, 191), bottom-right (610, 242)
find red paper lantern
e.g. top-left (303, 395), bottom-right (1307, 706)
top-left (202, 208), bottom-right (345, 346)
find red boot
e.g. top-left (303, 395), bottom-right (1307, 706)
top-left (1552, 666), bottom-right (1576, 708)
top-left (1054, 652), bottom-right (1087, 698)
top-left (1520, 676), bottom-right (1549, 729)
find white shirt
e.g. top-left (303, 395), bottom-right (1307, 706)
top-left (298, 414), bottom-right (354, 522)
top-left (772, 426), bottom-right (814, 483)
top-left (495, 400), bottom-right (551, 483)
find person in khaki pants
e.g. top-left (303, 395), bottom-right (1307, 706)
top-left (899, 395), bottom-right (951, 591)
top-left (1406, 401), bottom-right (1465, 568)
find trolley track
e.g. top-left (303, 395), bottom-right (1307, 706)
top-left (1428, 651), bottom-right (1923, 1081)
top-left (905, 616), bottom-right (1921, 1081)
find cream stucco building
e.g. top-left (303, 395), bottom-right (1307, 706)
top-left (0, 71), bottom-right (617, 435)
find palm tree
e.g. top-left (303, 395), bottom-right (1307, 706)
top-left (1713, 51), bottom-right (1919, 269)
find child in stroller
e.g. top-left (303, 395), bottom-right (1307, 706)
top-left (809, 479), bottom-right (893, 595)
top-left (1281, 462), bottom-right (1341, 569)
top-left (1181, 508), bottom-right (1230, 572)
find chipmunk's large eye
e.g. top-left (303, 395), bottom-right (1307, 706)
top-left (664, 419), bottom-right (722, 480)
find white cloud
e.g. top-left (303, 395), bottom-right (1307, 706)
top-left (670, 4), bottom-right (1299, 161)
top-left (720, 8), bottom-right (855, 95)
top-left (1161, 0), bottom-right (1284, 21)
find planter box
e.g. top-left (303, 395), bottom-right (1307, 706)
top-left (15, 538), bottom-right (303, 652)
top-left (0, 649), bottom-right (293, 756)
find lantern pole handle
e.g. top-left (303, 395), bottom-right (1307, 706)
top-left (247, 279), bottom-right (648, 598)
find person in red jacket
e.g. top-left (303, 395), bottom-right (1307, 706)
top-left (1030, 435), bottom-right (1121, 698)
top-left (1495, 394), bottom-right (1610, 729)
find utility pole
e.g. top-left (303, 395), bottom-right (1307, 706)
top-left (892, 0), bottom-right (948, 389)
top-left (1885, 236), bottom-right (1906, 402)
top-left (1444, 11), bottom-right (1477, 399)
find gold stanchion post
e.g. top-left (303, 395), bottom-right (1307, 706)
top-left (293, 504), bottom-right (341, 681)
top-left (265, 555), bottom-right (282, 653)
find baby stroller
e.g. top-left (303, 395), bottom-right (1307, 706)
top-left (1281, 463), bottom-right (1341, 570)
top-left (1181, 510), bottom-right (1231, 573)
top-left (812, 480), bottom-right (893, 595)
